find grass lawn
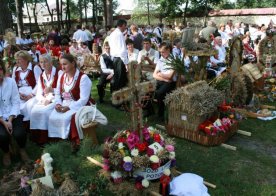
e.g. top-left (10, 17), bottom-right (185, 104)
top-left (1, 78), bottom-right (276, 195)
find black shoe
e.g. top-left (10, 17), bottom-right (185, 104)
top-left (143, 109), bottom-right (154, 117)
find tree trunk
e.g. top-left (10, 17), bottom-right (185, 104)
top-left (56, 0), bottom-right (61, 30)
top-left (106, 0), bottom-right (113, 27)
top-left (25, 1), bottom-right (32, 33)
top-left (92, 0), bottom-right (97, 27)
top-left (182, 0), bottom-right (189, 26)
top-left (45, 0), bottom-right (54, 26)
top-left (0, 0), bottom-right (13, 34)
top-left (15, 0), bottom-right (24, 38)
top-left (60, 0), bottom-right (64, 29)
top-left (78, 0), bottom-right (83, 25)
top-left (66, 0), bottom-right (71, 32)
top-left (84, 0), bottom-right (88, 24)
top-left (33, 0), bottom-right (40, 31)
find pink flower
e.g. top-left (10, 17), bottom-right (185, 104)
top-left (142, 127), bottom-right (150, 140)
top-left (103, 164), bottom-right (110, 171)
top-left (165, 145), bottom-right (175, 152)
top-left (126, 132), bottom-right (140, 150)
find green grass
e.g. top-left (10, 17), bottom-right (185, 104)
top-left (1, 78), bottom-right (276, 195)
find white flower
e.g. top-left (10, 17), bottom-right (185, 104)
top-left (142, 179), bottom-right (149, 188)
top-left (163, 169), bottom-right (171, 176)
top-left (118, 142), bottom-right (124, 149)
top-left (111, 171), bottom-right (122, 179)
top-left (123, 156), bottom-right (132, 163)
top-left (131, 148), bottom-right (139, 157)
top-left (169, 152), bottom-right (175, 159)
top-left (150, 155), bottom-right (159, 163)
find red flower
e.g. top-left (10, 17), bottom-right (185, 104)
top-left (135, 181), bottom-right (143, 190)
top-left (35, 159), bottom-right (41, 164)
top-left (117, 137), bottom-right (126, 143)
top-left (136, 142), bottom-right (147, 152)
top-left (153, 133), bottom-right (161, 143)
top-left (151, 162), bottom-right (160, 170)
top-left (147, 148), bottom-right (154, 157)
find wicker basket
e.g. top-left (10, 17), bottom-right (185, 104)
top-left (166, 121), bottom-right (238, 146)
top-left (82, 121), bottom-right (98, 145)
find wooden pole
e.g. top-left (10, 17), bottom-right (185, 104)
top-left (237, 130), bottom-right (251, 136)
top-left (155, 124), bottom-right (166, 131)
top-left (87, 156), bottom-right (104, 168)
top-left (220, 143), bottom-right (237, 151)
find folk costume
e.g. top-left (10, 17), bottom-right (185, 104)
top-left (30, 67), bottom-right (62, 144)
top-left (14, 62), bottom-right (42, 121)
top-left (48, 69), bottom-right (92, 144)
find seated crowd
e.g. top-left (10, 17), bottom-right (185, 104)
top-left (0, 18), bottom-right (275, 166)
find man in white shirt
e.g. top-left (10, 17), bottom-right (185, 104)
top-left (83, 25), bottom-right (94, 51)
top-left (97, 42), bottom-right (114, 103)
top-left (153, 23), bottom-right (164, 43)
top-left (108, 19), bottom-right (128, 91)
top-left (137, 38), bottom-right (159, 81)
top-left (73, 25), bottom-right (89, 45)
top-left (28, 43), bottom-right (41, 64)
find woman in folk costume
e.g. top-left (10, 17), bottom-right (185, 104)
top-left (13, 50), bottom-right (42, 121)
top-left (0, 61), bottom-right (29, 167)
top-left (30, 54), bottom-right (63, 145)
top-left (48, 54), bottom-right (93, 145)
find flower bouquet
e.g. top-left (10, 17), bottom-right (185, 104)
top-left (103, 126), bottom-right (176, 188)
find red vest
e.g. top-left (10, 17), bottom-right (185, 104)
top-left (59, 71), bottom-right (95, 105)
top-left (15, 66), bottom-right (36, 88)
top-left (40, 68), bottom-right (59, 90)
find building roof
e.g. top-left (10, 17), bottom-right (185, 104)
top-left (209, 8), bottom-right (276, 16)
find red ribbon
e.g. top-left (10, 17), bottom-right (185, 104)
top-left (160, 175), bottom-right (170, 196)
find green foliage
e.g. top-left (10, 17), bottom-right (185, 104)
top-left (42, 138), bottom-right (108, 195)
top-left (131, 0), bottom-right (183, 23)
top-left (166, 55), bottom-right (193, 83)
top-left (236, 0), bottom-right (275, 8)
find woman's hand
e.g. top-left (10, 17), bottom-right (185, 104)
top-left (55, 104), bottom-right (70, 113)
top-left (20, 93), bottom-right (33, 101)
top-left (43, 99), bottom-right (51, 106)
top-left (44, 87), bottom-right (53, 94)
top-left (55, 104), bottom-right (62, 112)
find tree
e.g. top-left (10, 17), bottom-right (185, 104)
top-left (25, 0), bottom-right (33, 31)
top-left (190, 0), bottom-right (223, 26)
top-left (106, 0), bottom-right (113, 27)
top-left (236, 0), bottom-right (274, 8)
top-left (56, 0), bottom-right (61, 30)
top-left (131, 0), bottom-right (182, 24)
top-left (78, 0), bottom-right (84, 25)
top-left (0, 0), bottom-right (13, 34)
top-left (45, 0), bottom-right (54, 25)
top-left (15, 0), bottom-right (24, 37)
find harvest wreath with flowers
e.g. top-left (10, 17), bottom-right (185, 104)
top-left (103, 126), bottom-right (176, 189)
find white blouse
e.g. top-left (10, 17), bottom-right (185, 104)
top-left (0, 77), bottom-right (20, 120)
